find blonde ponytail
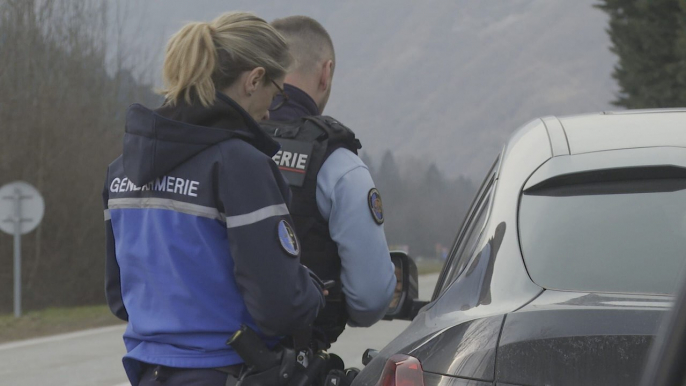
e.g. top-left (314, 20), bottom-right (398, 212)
top-left (162, 22), bottom-right (217, 107)
top-left (160, 12), bottom-right (291, 108)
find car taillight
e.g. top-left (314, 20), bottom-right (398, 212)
top-left (376, 354), bottom-right (425, 386)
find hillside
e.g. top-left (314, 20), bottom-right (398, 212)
top-left (125, 0), bottom-right (617, 179)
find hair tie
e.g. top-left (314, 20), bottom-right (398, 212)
top-left (206, 23), bottom-right (216, 36)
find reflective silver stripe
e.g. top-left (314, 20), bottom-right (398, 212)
top-left (225, 203), bottom-right (289, 229)
top-left (107, 198), bottom-right (223, 222)
top-left (104, 209), bottom-right (111, 221)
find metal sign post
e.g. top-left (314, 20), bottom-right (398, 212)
top-left (0, 182), bottom-right (44, 318)
top-left (13, 188), bottom-right (26, 318)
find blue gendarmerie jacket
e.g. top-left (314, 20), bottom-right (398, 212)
top-left (103, 92), bottom-right (325, 385)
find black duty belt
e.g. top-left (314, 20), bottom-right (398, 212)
top-left (144, 363), bottom-right (244, 381)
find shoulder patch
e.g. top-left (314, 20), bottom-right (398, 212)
top-left (368, 188), bottom-right (384, 225)
top-left (277, 220), bottom-right (300, 257)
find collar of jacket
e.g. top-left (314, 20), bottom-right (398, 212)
top-left (215, 92), bottom-right (281, 157)
top-left (269, 84), bottom-right (320, 121)
top-left (155, 91), bottom-right (281, 157)
top-left (122, 92), bottom-right (282, 187)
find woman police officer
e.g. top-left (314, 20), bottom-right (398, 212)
top-left (102, 12), bottom-right (325, 386)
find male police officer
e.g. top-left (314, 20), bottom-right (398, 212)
top-left (266, 16), bottom-right (396, 347)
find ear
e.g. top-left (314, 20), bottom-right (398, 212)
top-left (319, 60), bottom-right (334, 91)
top-left (244, 67), bottom-right (267, 95)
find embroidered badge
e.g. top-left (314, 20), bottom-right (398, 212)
top-left (368, 188), bottom-right (384, 225)
top-left (278, 220), bottom-right (300, 257)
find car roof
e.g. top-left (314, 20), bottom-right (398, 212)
top-left (555, 109), bottom-right (686, 155)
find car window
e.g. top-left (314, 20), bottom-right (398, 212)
top-left (433, 157), bottom-right (498, 300)
top-left (435, 188), bottom-right (492, 298)
top-left (519, 178), bottom-right (686, 295)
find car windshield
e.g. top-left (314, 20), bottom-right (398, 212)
top-left (519, 178), bottom-right (686, 295)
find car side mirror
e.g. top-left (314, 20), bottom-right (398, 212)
top-left (384, 251), bottom-right (428, 321)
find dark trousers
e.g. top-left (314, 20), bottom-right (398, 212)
top-left (138, 365), bottom-right (239, 386)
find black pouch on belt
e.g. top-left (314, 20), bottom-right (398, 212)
top-left (228, 325), bottom-right (297, 386)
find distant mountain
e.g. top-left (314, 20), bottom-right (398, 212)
top-left (124, 0), bottom-right (617, 179)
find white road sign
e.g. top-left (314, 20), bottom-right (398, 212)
top-left (0, 181), bottom-right (45, 317)
top-left (0, 181), bottom-right (44, 235)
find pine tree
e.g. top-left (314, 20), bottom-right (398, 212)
top-left (359, 151), bottom-right (375, 175)
top-left (377, 150), bottom-right (401, 185)
top-left (597, 0), bottom-right (686, 108)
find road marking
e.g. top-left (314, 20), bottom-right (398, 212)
top-left (0, 324), bottom-right (126, 351)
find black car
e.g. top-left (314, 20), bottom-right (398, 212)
top-left (354, 109), bottom-right (686, 386)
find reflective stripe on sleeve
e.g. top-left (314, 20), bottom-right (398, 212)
top-left (104, 209), bottom-right (111, 221)
top-left (225, 203), bottom-right (289, 229)
top-left (107, 198), bottom-right (224, 222)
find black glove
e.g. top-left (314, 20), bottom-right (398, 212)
top-left (304, 266), bottom-right (327, 293)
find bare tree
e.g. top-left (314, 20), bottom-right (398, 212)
top-left (0, 0), bottom-right (160, 312)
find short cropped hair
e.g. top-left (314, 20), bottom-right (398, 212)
top-left (271, 16), bottom-right (335, 74)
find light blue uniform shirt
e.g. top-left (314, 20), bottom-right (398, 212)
top-left (315, 148), bottom-right (397, 327)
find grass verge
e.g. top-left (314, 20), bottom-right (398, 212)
top-left (416, 259), bottom-right (445, 275)
top-left (0, 304), bottom-right (124, 344)
top-left (0, 263), bottom-right (445, 345)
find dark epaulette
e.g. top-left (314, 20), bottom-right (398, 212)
top-left (301, 116), bottom-right (362, 155)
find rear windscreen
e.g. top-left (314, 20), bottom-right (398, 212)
top-left (519, 178), bottom-right (686, 294)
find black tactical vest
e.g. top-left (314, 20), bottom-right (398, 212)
top-left (261, 116), bottom-right (361, 344)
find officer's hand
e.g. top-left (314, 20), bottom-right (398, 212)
top-left (306, 267), bottom-right (331, 297)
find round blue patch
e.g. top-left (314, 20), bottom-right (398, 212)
top-left (278, 220), bottom-right (300, 257)
top-left (368, 188), bottom-right (384, 225)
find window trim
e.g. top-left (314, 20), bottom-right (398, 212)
top-left (432, 156), bottom-right (500, 301)
top-left (437, 187), bottom-right (493, 296)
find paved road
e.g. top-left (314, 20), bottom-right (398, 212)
top-left (330, 272), bottom-right (438, 369)
top-left (0, 274), bottom-right (438, 386)
top-left (0, 325), bottom-right (128, 386)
